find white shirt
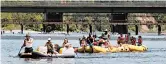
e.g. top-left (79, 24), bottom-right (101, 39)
top-left (24, 38), bottom-right (33, 48)
top-left (62, 47), bottom-right (75, 55)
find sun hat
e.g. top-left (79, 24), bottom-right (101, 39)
top-left (104, 29), bottom-right (108, 32)
top-left (25, 33), bottom-right (30, 37)
top-left (48, 38), bottom-right (51, 40)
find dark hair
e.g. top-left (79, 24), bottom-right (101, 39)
top-left (54, 44), bottom-right (60, 52)
top-left (128, 33), bottom-right (131, 35)
top-left (63, 38), bottom-right (68, 45)
top-left (138, 36), bottom-right (142, 38)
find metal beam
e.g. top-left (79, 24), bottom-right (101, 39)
top-left (2, 7), bottom-right (166, 13)
top-left (1, 21), bottom-right (166, 25)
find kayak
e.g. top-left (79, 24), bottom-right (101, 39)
top-left (18, 51), bottom-right (75, 58)
top-left (77, 46), bottom-right (107, 53)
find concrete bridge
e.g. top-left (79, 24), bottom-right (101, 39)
top-left (1, 1), bottom-right (166, 13)
top-left (1, 0), bottom-right (166, 35)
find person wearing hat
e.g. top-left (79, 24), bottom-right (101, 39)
top-left (45, 38), bottom-right (54, 55)
top-left (102, 29), bottom-right (110, 41)
top-left (22, 33), bottom-right (34, 53)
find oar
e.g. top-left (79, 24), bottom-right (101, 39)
top-left (18, 46), bottom-right (23, 56)
top-left (88, 39), bottom-right (93, 53)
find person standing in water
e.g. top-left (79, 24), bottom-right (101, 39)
top-left (22, 34), bottom-right (33, 53)
top-left (45, 38), bottom-right (54, 54)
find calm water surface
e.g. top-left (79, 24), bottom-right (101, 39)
top-left (1, 38), bottom-right (166, 64)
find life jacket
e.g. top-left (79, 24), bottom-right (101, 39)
top-left (120, 38), bottom-right (124, 42)
top-left (131, 39), bottom-right (136, 45)
top-left (138, 38), bottom-right (142, 44)
top-left (93, 42), bottom-right (98, 46)
top-left (104, 42), bottom-right (109, 46)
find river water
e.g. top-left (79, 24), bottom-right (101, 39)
top-left (1, 34), bottom-right (166, 64)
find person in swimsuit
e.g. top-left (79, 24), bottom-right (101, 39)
top-left (22, 34), bottom-right (34, 53)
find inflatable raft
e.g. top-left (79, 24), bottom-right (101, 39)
top-left (126, 45), bottom-right (148, 52)
top-left (76, 44), bottom-right (147, 53)
top-left (77, 46), bottom-right (107, 53)
top-left (18, 52), bottom-right (75, 58)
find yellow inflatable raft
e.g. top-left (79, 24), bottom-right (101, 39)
top-left (122, 44), bottom-right (148, 52)
top-left (107, 46), bottom-right (129, 53)
top-left (77, 46), bottom-right (107, 53)
top-left (108, 47), bottom-right (120, 53)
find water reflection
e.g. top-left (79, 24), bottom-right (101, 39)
top-left (28, 58), bottom-right (75, 64)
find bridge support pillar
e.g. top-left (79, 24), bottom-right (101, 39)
top-left (44, 12), bottom-right (63, 33)
top-left (89, 24), bottom-right (92, 34)
top-left (135, 25), bottom-right (138, 35)
top-left (110, 25), bottom-right (115, 34)
top-left (158, 25), bottom-right (161, 35)
top-left (67, 24), bottom-right (69, 34)
top-left (110, 13), bottom-right (128, 34)
top-left (20, 24), bottom-right (23, 34)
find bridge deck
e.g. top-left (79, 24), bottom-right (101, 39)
top-left (2, 1), bottom-right (166, 7)
top-left (2, 1), bottom-right (166, 13)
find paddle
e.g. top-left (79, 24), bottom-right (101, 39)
top-left (87, 39), bottom-right (93, 53)
top-left (18, 46), bottom-right (23, 56)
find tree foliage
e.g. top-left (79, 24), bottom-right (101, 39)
top-left (1, 13), bottom-right (43, 31)
top-left (2, 13), bottom-right (166, 32)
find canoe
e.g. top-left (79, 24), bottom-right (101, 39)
top-left (18, 52), bottom-right (75, 58)
top-left (77, 46), bottom-right (107, 53)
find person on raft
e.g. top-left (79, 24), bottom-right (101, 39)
top-left (119, 34), bottom-right (125, 44)
top-left (125, 33), bottom-right (132, 44)
top-left (98, 36), bottom-right (109, 48)
top-left (131, 36), bottom-right (136, 46)
top-left (87, 33), bottom-right (95, 53)
top-left (117, 37), bottom-right (121, 46)
top-left (80, 39), bottom-right (88, 53)
top-left (137, 36), bottom-right (143, 46)
top-left (22, 34), bottom-right (34, 53)
top-left (87, 33), bottom-right (94, 46)
top-left (62, 38), bottom-right (69, 47)
top-left (53, 44), bottom-right (61, 54)
top-left (103, 29), bottom-right (110, 41)
top-left (81, 39), bottom-right (88, 47)
top-left (45, 38), bottom-right (54, 55)
top-left (62, 43), bottom-right (75, 55)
